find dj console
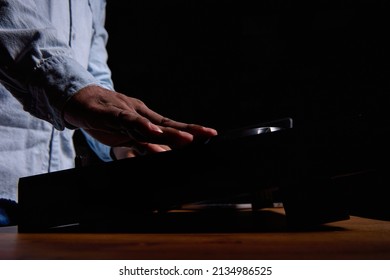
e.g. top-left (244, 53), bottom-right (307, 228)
top-left (18, 116), bottom-right (389, 232)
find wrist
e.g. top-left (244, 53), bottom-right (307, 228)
top-left (109, 147), bottom-right (117, 161)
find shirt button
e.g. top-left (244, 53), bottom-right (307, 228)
top-left (72, 33), bottom-right (76, 40)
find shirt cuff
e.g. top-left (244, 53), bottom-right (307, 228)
top-left (30, 55), bottom-right (98, 130)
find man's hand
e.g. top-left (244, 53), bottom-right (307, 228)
top-left (63, 85), bottom-right (218, 155)
top-left (111, 144), bottom-right (171, 160)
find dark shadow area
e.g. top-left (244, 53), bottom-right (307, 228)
top-left (67, 0), bottom-right (390, 230)
top-left (336, 170), bottom-right (390, 222)
top-left (43, 208), bottom-right (346, 234)
top-left (103, 0), bottom-right (390, 224)
top-left (105, 0), bottom-right (390, 132)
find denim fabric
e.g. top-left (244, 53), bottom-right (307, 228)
top-left (0, 208), bottom-right (9, 226)
top-left (0, 0), bottom-right (114, 206)
top-left (0, 198), bottom-right (18, 226)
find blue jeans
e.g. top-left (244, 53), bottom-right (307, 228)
top-left (0, 199), bottom-right (18, 226)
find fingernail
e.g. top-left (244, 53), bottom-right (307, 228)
top-left (149, 123), bottom-right (163, 133)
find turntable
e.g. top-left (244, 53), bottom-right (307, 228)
top-left (18, 117), bottom-right (354, 232)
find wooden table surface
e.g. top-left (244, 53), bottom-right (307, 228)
top-left (1, 208), bottom-right (390, 260)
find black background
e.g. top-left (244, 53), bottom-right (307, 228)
top-left (72, 0), bottom-right (390, 221)
top-left (104, 0), bottom-right (390, 132)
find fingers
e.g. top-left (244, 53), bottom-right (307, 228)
top-left (136, 143), bottom-right (171, 155)
top-left (137, 107), bottom-right (218, 138)
top-left (112, 144), bottom-right (171, 160)
top-left (115, 110), bottom-right (191, 147)
top-left (64, 85), bottom-right (218, 150)
top-left (119, 123), bottom-right (195, 149)
top-left (84, 118), bottom-right (194, 149)
top-left (116, 110), bottom-right (163, 139)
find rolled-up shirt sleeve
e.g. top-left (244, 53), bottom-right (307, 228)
top-left (0, 0), bottom-right (99, 130)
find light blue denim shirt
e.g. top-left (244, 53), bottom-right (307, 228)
top-left (0, 0), bottom-right (114, 202)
